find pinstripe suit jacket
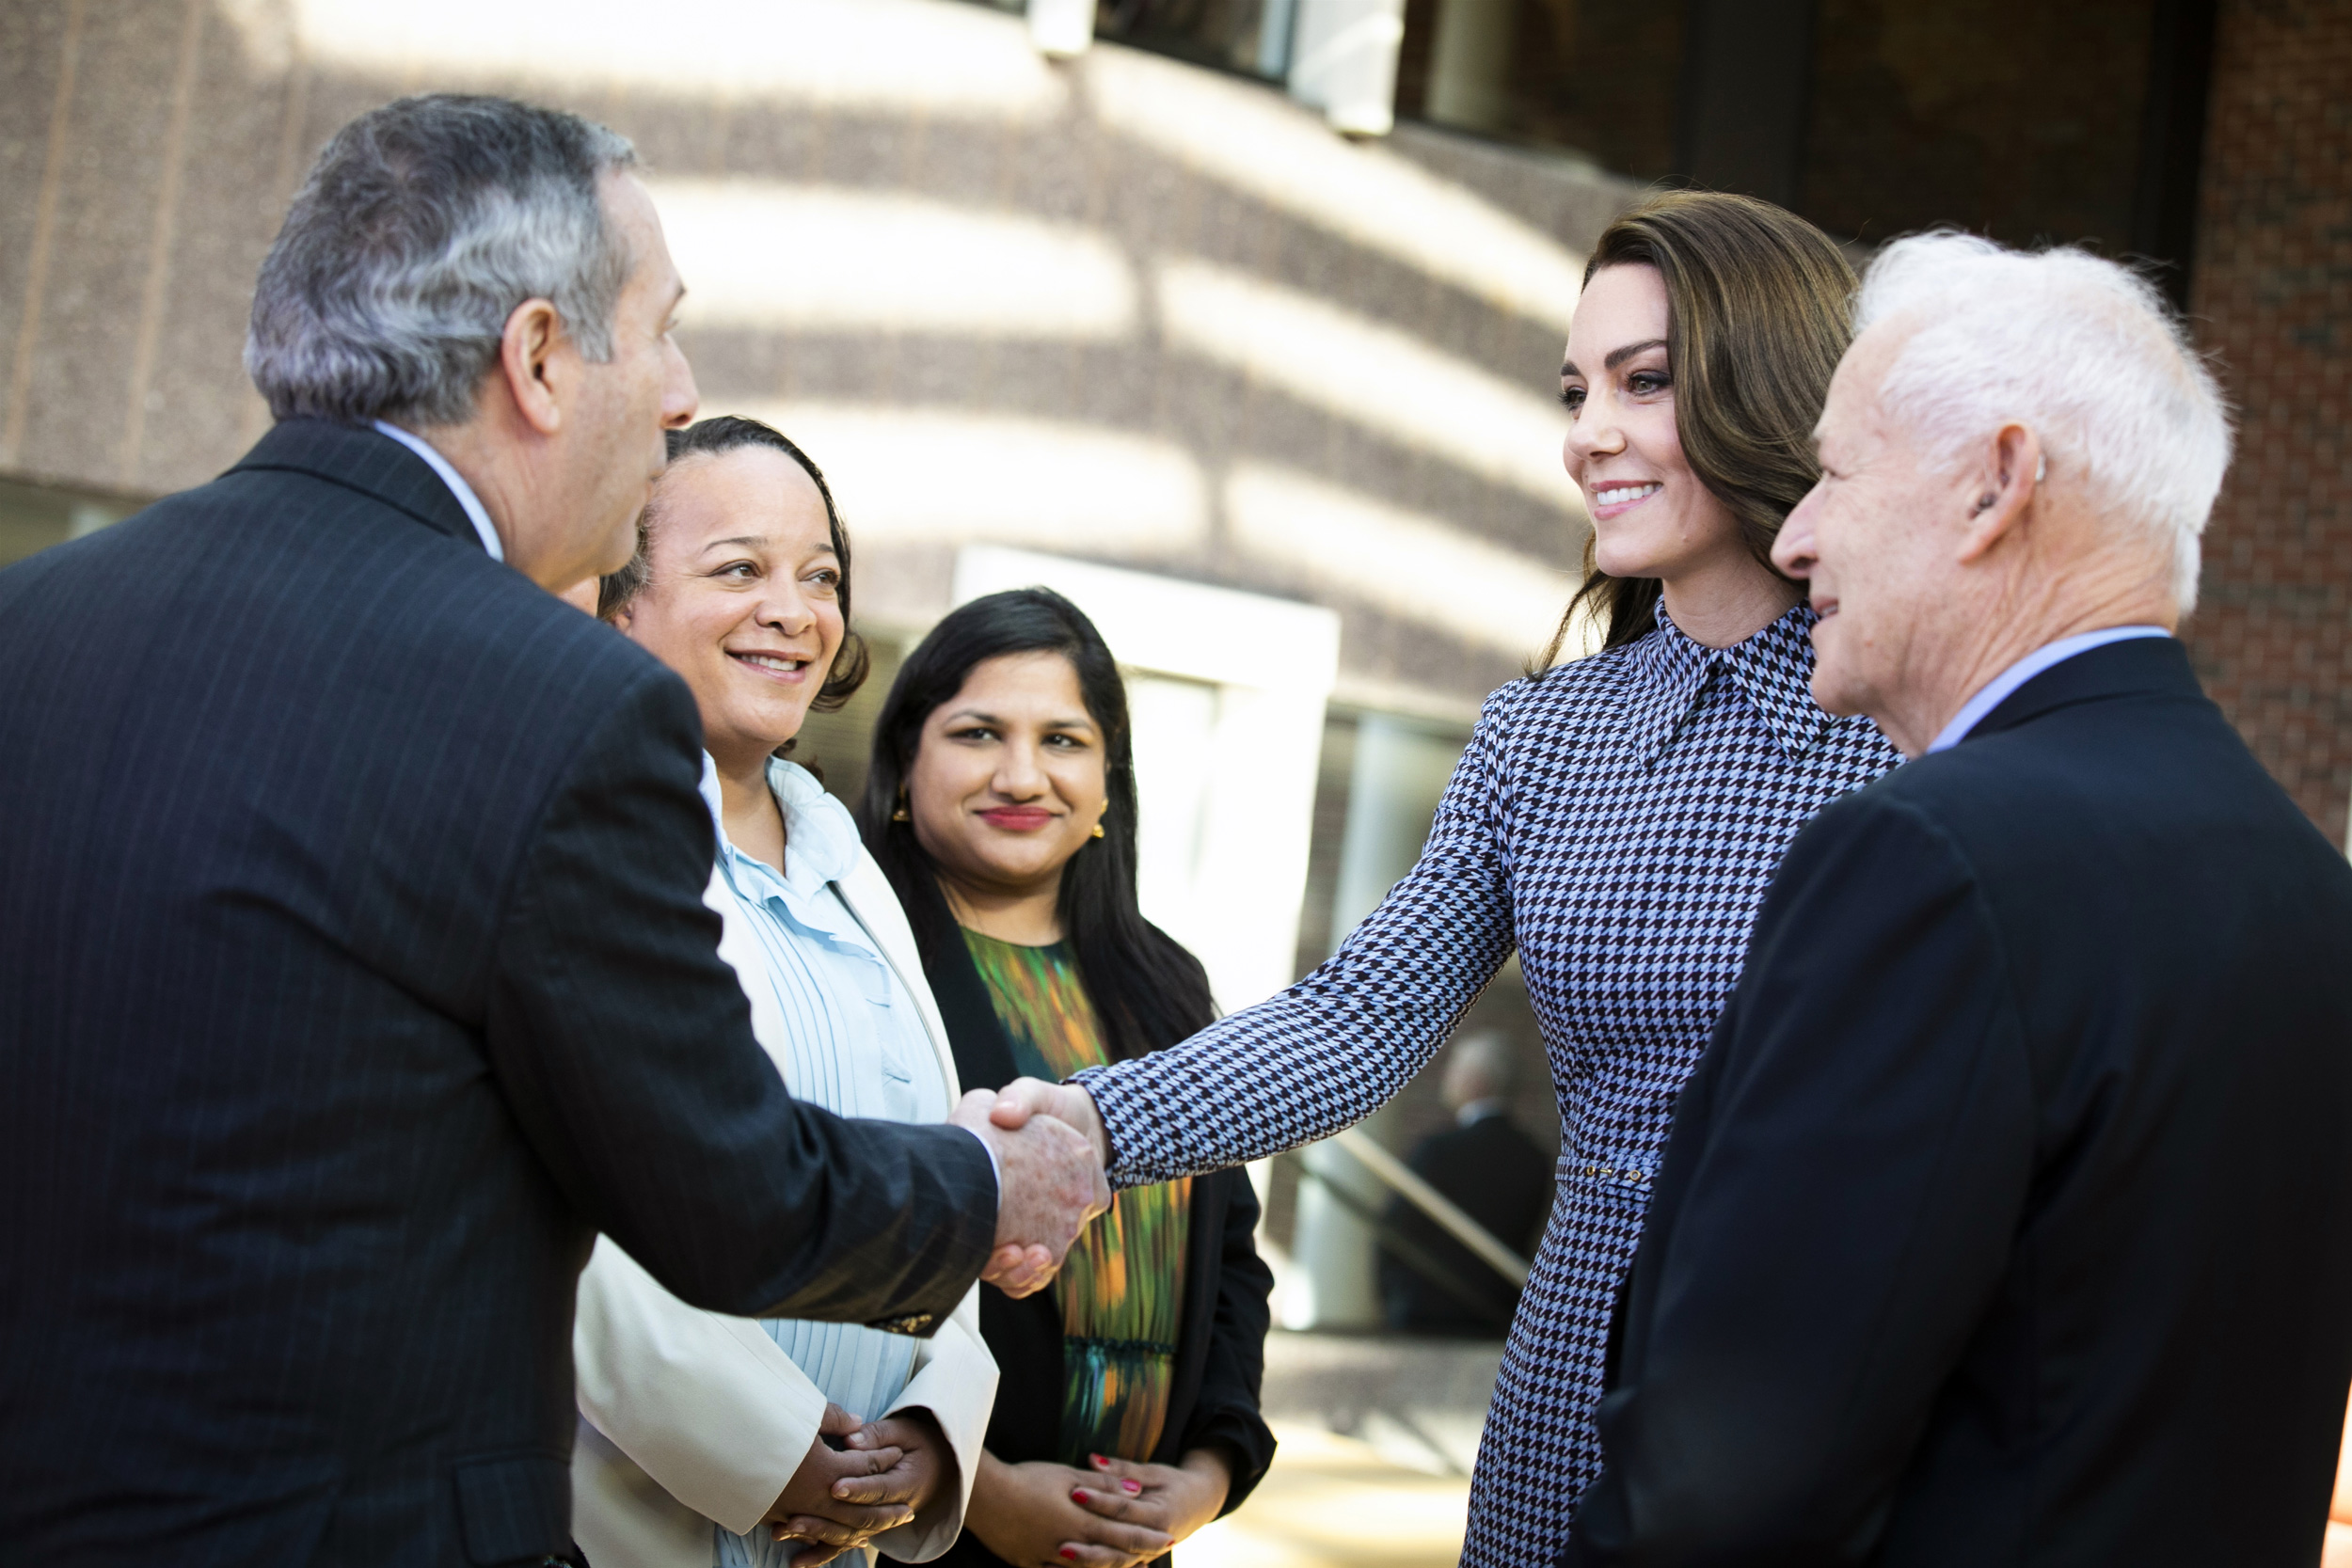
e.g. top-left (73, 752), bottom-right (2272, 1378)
top-left (0, 420), bottom-right (998, 1567)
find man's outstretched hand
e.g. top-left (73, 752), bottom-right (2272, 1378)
top-left (988, 1076), bottom-right (1111, 1165)
top-left (948, 1088), bottom-right (1110, 1298)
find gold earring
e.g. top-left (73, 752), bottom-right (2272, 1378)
top-left (891, 794), bottom-right (911, 823)
top-left (1090, 821), bottom-right (1105, 839)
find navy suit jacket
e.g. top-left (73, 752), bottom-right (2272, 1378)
top-left (1564, 638), bottom-right (2352, 1566)
top-left (0, 421), bottom-right (997, 1566)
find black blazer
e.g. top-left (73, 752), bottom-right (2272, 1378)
top-left (1378, 1110), bottom-right (1552, 1335)
top-left (0, 421), bottom-right (997, 1567)
top-left (1564, 638), bottom-right (2352, 1566)
top-left (909, 923), bottom-right (1278, 1567)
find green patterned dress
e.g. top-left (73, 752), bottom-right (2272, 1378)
top-left (962, 929), bottom-right (1192, 1465)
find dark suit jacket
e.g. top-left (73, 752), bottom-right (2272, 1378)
top-left (1564, 637), bottom-right (2352, 1567)
top-left (0, 420), bottom-right (998, 1567)
top-left (906, 920), bottom-right (1277, 1567)
top-left (1378, 1109), bottom-right (1552, 1336)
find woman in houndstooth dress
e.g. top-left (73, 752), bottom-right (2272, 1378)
top-left (1064, 193), bottom-right (1905, 1566)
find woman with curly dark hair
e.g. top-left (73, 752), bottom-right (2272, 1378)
top-left (570, 417), bottom-right (995, 1568)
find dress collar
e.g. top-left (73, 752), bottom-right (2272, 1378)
top-left (696, 752), bottom-right (861, 899)
top-left (1621, 601), bottom-right (1836, 766)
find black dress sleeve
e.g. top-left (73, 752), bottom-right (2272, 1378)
top-left (1177, 1166), bottom-right (1279, 1515)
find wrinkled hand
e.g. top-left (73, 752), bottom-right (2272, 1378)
top-left (763, 1404), bottom-right (911, 1568)
top-left (988, 1076), bottom-right (1111, 1165)
top-left (1068, 1449), bottom-right (1232, 1559)
top-left (949, 1088), bottom-right (1110, 1298)
top-left (965, 1452), bottom-right (1173, 1568)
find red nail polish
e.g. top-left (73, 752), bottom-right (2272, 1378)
top-left (1121, 1478), bottom-right (1141, 1494)
top-left (1071, 1488), bottom-right (1088, 1503)
top-left (1089, 1453), bottom-right (1107, 1467)
top-left (1059, 1551), bottom-right (1078, 1562)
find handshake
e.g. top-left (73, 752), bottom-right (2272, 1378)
top-left (946, 1078), bottom-right (1115, 1298)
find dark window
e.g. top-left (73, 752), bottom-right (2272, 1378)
top-left (1801, 0), bottom-right (2155, 252)
top-left (1394, 0), bottom-right (1686, 180)
top-left (1395, 0), bottom-right (2214, 300)
top-left (1095, 0), bottom-right (1295, 77)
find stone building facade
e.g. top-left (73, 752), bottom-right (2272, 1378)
top-left (2185, 0), bottom-right (2352, 847)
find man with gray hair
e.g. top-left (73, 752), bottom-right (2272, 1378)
top-left (0, 94), bottom-right (1103, 1566)
top-left (1562, 234), bottom-right (2352, 1566)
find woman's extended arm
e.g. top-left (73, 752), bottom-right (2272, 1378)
top-left (1074, 697), bottom-right (1518, 1184)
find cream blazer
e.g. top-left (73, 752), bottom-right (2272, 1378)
top-left (571, 847), bottom-right (997, 1567)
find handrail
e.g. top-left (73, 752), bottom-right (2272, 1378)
top-left (1329, 1126), bottom-right (1532, 1287)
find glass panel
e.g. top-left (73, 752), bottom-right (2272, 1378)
top-left (0, 477), bottom-right (135, 569)
top-left (1095, 0), bottom-right (1295, 78)
top-left (1123, 669), bottom-right (1223, 942)
top-left (1396, 0), bottom-right (1685, 179)
top-left (1802, 0), bottom-right (2155, 247)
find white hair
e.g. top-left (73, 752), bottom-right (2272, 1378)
top-left (1854, 232), bottom-right (2233, 609)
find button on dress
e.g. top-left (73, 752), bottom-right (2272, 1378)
top-left (1078, 602), bottom-right (1903, 1566)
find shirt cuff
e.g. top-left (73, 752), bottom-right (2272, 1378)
top-left (959, 1124), bottom-right (1002, 1204)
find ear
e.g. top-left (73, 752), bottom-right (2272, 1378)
top-left (1954, 422), bottom-right (2042, 564)
top-left (495, 297), bottom-right (565, 438)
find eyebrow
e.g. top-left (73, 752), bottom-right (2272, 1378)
top-left (943, 707), bottom-right (1097, 732)
top-left (697, 535), bottom-right (838, 556)
top-left (1561, 338), bottom-right (1670, 378)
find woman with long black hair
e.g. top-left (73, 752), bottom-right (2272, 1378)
top-left (858, 590), bottom-right (1275, 1568)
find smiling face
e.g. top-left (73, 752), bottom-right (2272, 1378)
top-left (612, 445), bottom-right (845, 769)
top-left (1772, 326), bottom-right (1957, 744)
top-left (1559, 263), bottom-right (1750, 585)
top-left (904, 651), bottom-right (1109, 908)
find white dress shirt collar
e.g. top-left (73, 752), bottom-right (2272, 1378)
top-left (1927, 626), bottom-right (2171, 754)
top-left (371, 420), bottom-right (504, 562)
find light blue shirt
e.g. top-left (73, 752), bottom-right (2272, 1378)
top-left (699, 754), bottom-right (950, 1568)
top-left (370, 419), bottom-right (504, 561)
top-left (1926, 626), bottom-right (2172, 753)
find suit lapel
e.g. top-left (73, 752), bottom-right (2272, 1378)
top-left (228, 418), bottom-right (485, 551)
top-left (1967, 636), bottom-right (2205, 743)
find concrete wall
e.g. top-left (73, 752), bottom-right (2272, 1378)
top-left (2185, 0), bottom-right (2352, 847)
top-left (0, 0), bottom-right (1640, 720)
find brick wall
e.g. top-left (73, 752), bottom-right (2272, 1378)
top-left (2186, 0), bottom-right (2352, 848)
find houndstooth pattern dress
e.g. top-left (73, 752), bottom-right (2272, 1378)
top-left (1075, 601), bottom-right (1901, 1567)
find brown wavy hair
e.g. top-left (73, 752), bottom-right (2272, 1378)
top-left (1538, 191), bottom-right (1858, 664)
top-left (597, 414), bottom-right (870, 714)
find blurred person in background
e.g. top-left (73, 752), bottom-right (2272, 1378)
top-left (1377, 1031), bottom-right (1552, 1338)
top-left (859, 590), bottom-right (1278, 1568)
top-left (989, 191), bottom-right (1905, 1566)
top-left (0, 94), bottom-right (1099, 1567)
top-left (573, 417), bottom-right (997, 1568)
top-left (1563, 232), bottom-right (2352, 1568)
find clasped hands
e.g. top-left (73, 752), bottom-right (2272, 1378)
top-left (948, 1080), bottom-right (1113, 1298)
top-left (765, 1403), bottom-right (952, 1567)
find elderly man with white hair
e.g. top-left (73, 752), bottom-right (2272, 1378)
top-left (1560, 233), bottom-right (2352, 1567)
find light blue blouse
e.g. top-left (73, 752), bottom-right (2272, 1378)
top-left (699, 755), bottom-right (950, 1568)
